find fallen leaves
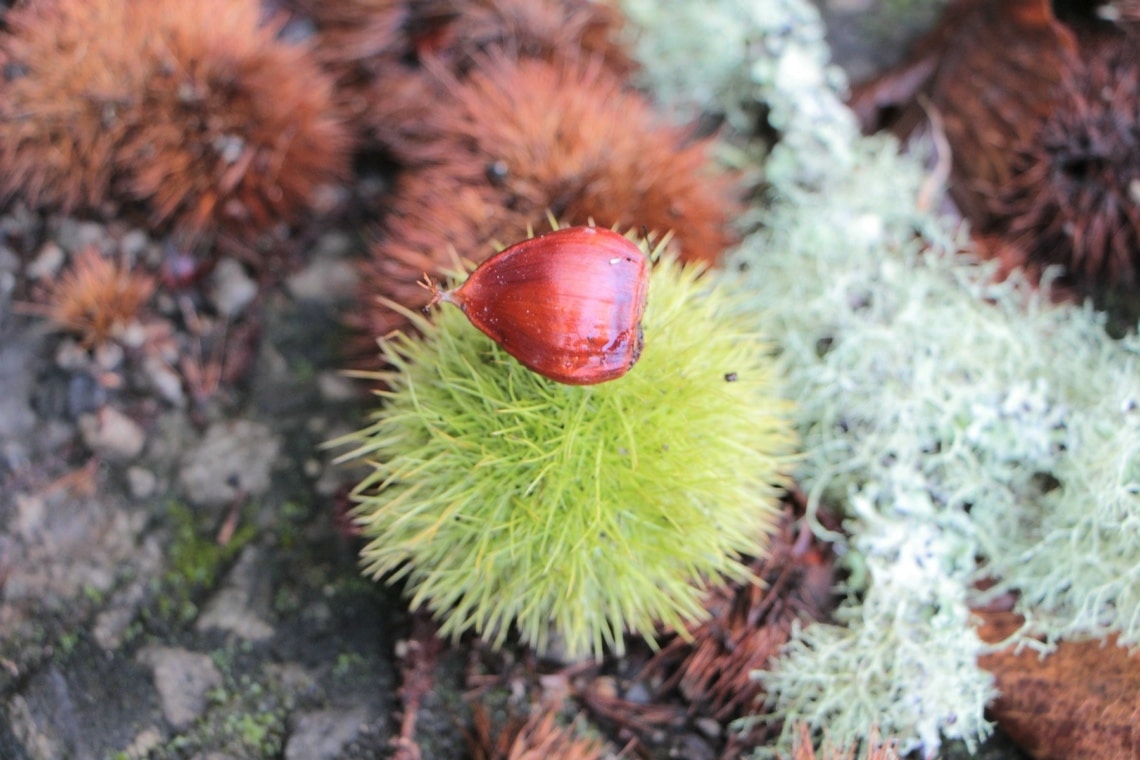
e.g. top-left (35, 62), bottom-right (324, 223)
top-left (977, 610), bottom-right (1140, 760)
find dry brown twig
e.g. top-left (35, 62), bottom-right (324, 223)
top-left (391, 613), bottom-right (444, 760)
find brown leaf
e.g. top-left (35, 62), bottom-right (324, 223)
top-left (977, 610), bottom-right (1140, 760)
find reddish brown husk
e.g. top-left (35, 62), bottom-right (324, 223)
top-left (0, 0), bottom-right (353, 250)
top-left (437, 226), bottom-right (649, 385)
top-left (849, 0), bottom-right (1140, 295)
top-left (354, 53), bottom-right (739, 351)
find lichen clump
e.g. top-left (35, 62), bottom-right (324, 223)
top-left (620, 0), bottom-right (1140, 754)
top-left (337, 243), bottom-right (795, 659)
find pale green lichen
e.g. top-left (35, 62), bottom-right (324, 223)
top-left (620, 0), bottom-right (854, 169)
top-left (620, 0), bottom-right (1140, 755)
top-left (334, 245), bottom-right (795, 660)
top-left (738, 138), bottom-right (1001, 757)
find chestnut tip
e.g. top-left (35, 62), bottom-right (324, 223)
top-left (418, 273), bottom-right (449, 310)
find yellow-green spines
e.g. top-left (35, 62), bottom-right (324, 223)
top-left (337, 253), bottom-right (795, 659)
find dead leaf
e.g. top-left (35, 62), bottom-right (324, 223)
top-left (977, 610), bottom-right (1140, 760)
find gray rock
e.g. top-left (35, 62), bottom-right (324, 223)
top-left (317, 371), bottom-right (362, 403)
top-left (210, 257), bottom-right (258, 319)
top-left (195, 546), bottom-right (274, 641)
top-left (92, 534), bottom-right (164, 650)
top-left (0, 270), bottom-right (15, 306)
top-left (121, 727), bottom-right (165, 759)
top-left (285, 258), bottom-right (358, 303)
top-left (12, 493), bottom-right (47, 540)
top-left (0, 329), bottom-right (39, 458)
top-left (137, 646), bottom-right (222, 729)
top-left (0, 245), bottom-right (16, 308)
top-left (7, 695), bottom-right (64, 760)
top-left (92, 341), bottom-right (125, 372)
top-left (285, 708), bottom-right (368, 760)
top-left (54, 339), bottom-right (90, 371)
top-left (26, 241), bottom-right (65, 280)
top-left (141, 354), bottom-right (186, 408)
top-left (126, 466), bottom-right (157, 500)
top-left (0, 242), bottom-right (19, 273)
top-left (56, 219), bottom-right (108, 255)
top-left (179, 419), bottom-right (281, 509)
top-left (78, 407), bottom-right (146, 462)
top-left (92, 605), bottom-right (139, 652)
top-left (0, 484), bottom-right (149, 643)
top-left (118, 228), bottom-right (151, 260)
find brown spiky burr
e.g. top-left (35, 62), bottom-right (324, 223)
top-left (993, 28), bottom-right (1140, 290)
top-left (357, 53), bottom-right (739, 344)
top-left (407, 0), bottom-right (635, 76)
top-left (0, 0), bottom-right (354, 249)
top-left (850, 0), bottom-right (1140, 295)
top-left (643, 507), bottom-right (835, 726)
top-left (34, 246), bottom-right (156, 348)
top-left (466, 704), bottom-right (609, 760)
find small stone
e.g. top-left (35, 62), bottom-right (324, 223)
top-left (7, 695), bottom-right (63, 760)
top-left (93, 341), bottom-right (125, 372)
top-left (141, 354), bottom-right (186, 407)
top-left (92, 605), bottom-right (138, 651)
top-left (27, 241), bottom-right (65, 280)
top-left (0, 244), bottom-right (18, 300)
top-left (0, 271), bottom-right (14, 304)
top-left (694, 716), bottom-right (722, 739)
top-left (0, 243), bottom-right (19, 273)
top-left (116, 320), bottom-right (149, 350)
top-left (195, 546), bottom-right (274, 641)
top-left (209, 257), bottom-right (258, 319)
top-left (265, 663), bottom-right (319, 702)
top-left (54, 339), bottom-right (89, 371)
top-left (123, 727), bottom-right (164, 759)
top-left (13, 493), bottom-right (47, 539)
top-left (58, 220), bottom-right (108, 254)
top-left (317, 371), bottom-right (361, 403)
top-left (93, 535), bottom-right (164, 650)
top-left (315, 230), bottom-right (354, 259)
top-left (622, 680), bottom-right (651, 705)
top-left (119, 228), bottom-right (151, 260)
top-left (314, 466), bottom-right (344, 498)
top-left (137, 646), bottom-right (222, 729)
top-left (78, 407), bottom-right (146, 462)
top-left (179, 419), bottom-right (281, 508)
top-left (285, 708), bottom-right (369, 760)
top-left (126, 466), bottom-right (157, 500)
top-left (286, 258), bottom-right (358, 302)
top-left (67, 370), bottom-right (108, 418)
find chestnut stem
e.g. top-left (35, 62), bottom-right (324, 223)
top-left (418, 273), bottom-right (444, 309)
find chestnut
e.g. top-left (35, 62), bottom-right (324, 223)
top-left (425, 226), bottom-right (650, 385)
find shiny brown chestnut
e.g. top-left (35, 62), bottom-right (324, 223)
top-left (424, 226), bottom-right (650, 385)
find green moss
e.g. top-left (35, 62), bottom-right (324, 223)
top-left (156, 501), bottom-right (256, 624)
top-left (333, 651), bottom-right (367, 678)
top-left (56, 631), bottom-right (79, 657)
top-left (225, 711), bottom-right (282, 754)
top-left (334, 246), bottom-right (796, 659)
